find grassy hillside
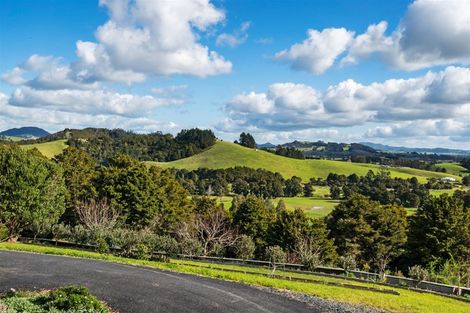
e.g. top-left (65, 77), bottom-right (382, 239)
top-left (435, 162), bottom-right (468, 176)
top-left (153, 141), bottom-right (460, 183)
top-left (20, 139), bottom-right (68, 158)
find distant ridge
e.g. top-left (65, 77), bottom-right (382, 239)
top-left (257, 142), bottom-right (276, 148)
top-left (361, 142), bottom-right (470, 156)
top-left (0, 126), bottom-right (50, 138)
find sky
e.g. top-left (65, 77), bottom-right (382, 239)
top-left (1, 0), bottom-right (469, 149)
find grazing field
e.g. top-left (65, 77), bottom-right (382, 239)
top-left (153, 141), bottom-right (460, 183)
top-left (215, 194), bottom-right (339, 219)
top-left (435, 162), bottom-right (469, 176)
top-left (1, 243), bottom-right (468, 313)
top-left (20, 139), bottom-right (68, 158)
top-left (0, 136), bottom-right (24, 142)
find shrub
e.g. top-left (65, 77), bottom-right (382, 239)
top-left (38, 286), bottom-right (108, 312)
top-left (1, 286), bottom-right (109, 313)
top-left (0, 224), bottom-right (8, 242)
top-left (409, 265), bottom-right (429, 285)
top-left (180, 238), bottom-right (202, 257)
top-left (265, 245), bottom-right (286, 273)
top-left (235, 235), bottom-right (255, 260)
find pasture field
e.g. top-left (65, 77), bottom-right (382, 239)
top-left (0, 136), bottom-right (24, 142)
top-left (214, 194), bottom-right (340, 219)
top-left (435, 162), bottom-right (469, 176)
top-left (1, 243), bottom-right (468, 313)
top-left (20, 139), bottom-right (68, 158)
top-left (153, 141), bottom-right (460, 183)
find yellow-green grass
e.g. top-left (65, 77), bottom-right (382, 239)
top-left (0, 243), bottom-right (468, 313)
top-left (273, 197), bottom-right (340, 219)
top-left (430, 189), bottom-right (456, 197)
top-left (435, 162), bottom-right (469, 176)
top-left (214, 195), bottom-right (339, 219)
top-left (20, 139), bottom-right (68, 158)
top-left (152, 141), bottom-right (460, 183)
top-left (1, 136), bottom-right (24, 142)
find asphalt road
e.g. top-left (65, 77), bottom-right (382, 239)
top-left (0, 250), bottom-right (319, 313)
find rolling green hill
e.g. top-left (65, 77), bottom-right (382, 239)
top-left (152, 141), bottom-right (461, 183)
top-left (435, 162), bottom-right (468, 176)
top-left (20, 139), bottom-right (68, 158)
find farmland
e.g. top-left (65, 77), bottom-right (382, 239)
top-left (154, 141), bottom-right (461, 183)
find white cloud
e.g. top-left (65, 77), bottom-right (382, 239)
top-left (216, 21), bottom-right (251, 47)
top-left (280, 0), bottom-right (470, 74)
top-left (0, 92), bottom-right (178, 133)
top-left (1, 67), bottom-right (26, 85)
top-left (8, 87), bottom-right (181, 117)
top-left (275, 28), bottom-right (354, 74)
top-left (221, 67), bottom-right (470, 143)
top-left (2, 0), bottom-right (232, 88)
top-left (72, 0), bottom-right (232, 81)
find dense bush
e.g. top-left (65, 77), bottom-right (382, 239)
top-left (0, 145), bottom-right (66, 241)
top-left (0, 286), bottom-right (109, 313)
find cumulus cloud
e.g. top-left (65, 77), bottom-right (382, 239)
top-left (275, 28), bottom-right (354, 74)
top-left (279, 0), bottom-right (470, 74)
top-left (8, 87), bottom-right (181, 117)
top-left (221, 67), bottom-right (470, 143)
top-left (71, 0), bottom-right (232, 82)
top-left (2, 0), bottom-right (232, 88)
top-left (216, 22), bottom-right (251, 47)
top-left (1, 67), bottom-right (27, 85)
top-left (0, 91), bottom-right (178, 133)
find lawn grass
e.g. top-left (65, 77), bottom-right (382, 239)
top-left (1, 243), bottom-right (468, 313)
top-left (435, 162), bottom-right (469, 176)
top-left (20, 140), bottom-right (68, 158)
top-left (152, 141), bottom-right (460, 183)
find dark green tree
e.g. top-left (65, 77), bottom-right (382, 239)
top-left (54, 147), bottom-right (98, 225)
top-left (0, 146), bottom-right (66, 240)
top-left (238, 132), bottom-right (256, 148)
top-left (232, 196), bottom-right (275, 252)
top-left (284, 176), bottom-right (303, 197)
top-left (326, 194), bottom-right (408, 271)
top-left (407, 194), bottom-right (470, 266)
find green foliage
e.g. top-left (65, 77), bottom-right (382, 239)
top-left (265, 245), bottom-right (286, 272)
top-left (284, 176), bottom-right (303, 197)
top-left (66, 128), bottom-right (216, 163)
top-left (235, 235), bottom-right (256, 260)
top-left (407, 194), bottom-right (470, 266)
top-left (1, 286), bottom-right (108, 313)
top-left (237, 132), bottom-right (256, 148)
top-left (326, 194), bottom-right (408, 271)
top-left (232, 196), bottom-right (275, 252)
top-left (0, 145), bottom-right (66, 240)
top-left (54, 147), bottom-right (98, 225)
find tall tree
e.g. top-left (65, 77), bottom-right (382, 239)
top-left (0, 146), bottom-right (66, 240)
top-left (407, 194), bottom-right (470, 266)
top-left (238, 132), bottom-right (256, 148)
top-left (232, 196), bottom-right (275, 252)
top-left (326, 194), bottom-right (408, 271)
top-left (54, 147), bottom-right (98, 225)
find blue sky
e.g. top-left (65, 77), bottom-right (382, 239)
top-left (1, 0), bottom-right (469, 148)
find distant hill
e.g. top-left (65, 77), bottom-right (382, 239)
top-left (0, 127), bottom-right (49, 138)
top-left (261, 140), bottom-right (378, 159)
top-left (361, 142), bottom-right (470, 156)
top-left (153, 141), bottom-right (460, 183)
top-left (257, 142), bottom-right (276, 148)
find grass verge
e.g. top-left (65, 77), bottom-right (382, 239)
top-left (1, 243), bottom-right (468, 313)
